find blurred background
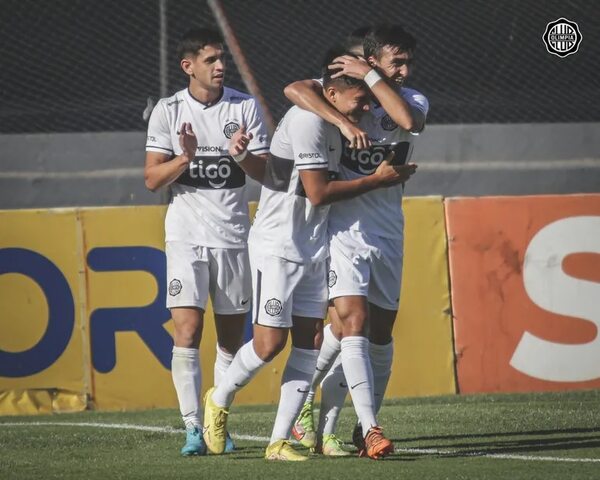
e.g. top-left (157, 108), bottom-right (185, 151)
top-left (1, 0), bottom-right (599, 208)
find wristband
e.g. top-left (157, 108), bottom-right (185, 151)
top-left (232, 150), bottom-right (248, 163)
top-left (364, 69), bottom-right (383, 89)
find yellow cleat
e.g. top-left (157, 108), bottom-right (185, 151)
top-left (265, 440), bottom-right (309, 461)
top-left (203, 386), bottom-right (229, 454)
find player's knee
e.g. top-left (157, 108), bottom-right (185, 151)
top-left (173, 327), bottom-right (201, 348)
top-left (253, 336), bottom-right (287, 362)
top-left (339, 310), bottom-right (368, 337)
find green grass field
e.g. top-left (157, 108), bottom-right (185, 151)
top-left (1, 390), bottom-right (599, 479)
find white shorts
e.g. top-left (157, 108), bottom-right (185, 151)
top-left (165, 241), bottom-right (251, 315)
top-left (327, 229), bottom-right (403, 311)
top-left (250, 246), bottom-right (328, 328)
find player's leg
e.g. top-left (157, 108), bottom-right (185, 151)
top-left (328, 231), bottom-right (394, 459)
top-left (292, 309), bottom-right (342, 448)
top-left (266, 260), bottom-right (327, 461)
top-left (209, 247), bottom-right (252, 451)
top-left (204, 251), bottom-right (297, 454)
top-left (367, 236), bottom-right (403, 415)
top-left (266, 316), bottom-right (321, 461)
top-left (315, 354), bottom-right (351, 456)
top-left (166, 241), bottom-right (209, 456)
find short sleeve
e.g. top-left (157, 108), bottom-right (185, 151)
top-left (244, 99), bottom-right (270, 155)
top-left (146, 100), bottom-right (173, 154)
top-left (289, 111), bottom-right (329, 170)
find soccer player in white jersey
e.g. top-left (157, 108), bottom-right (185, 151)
top-left (202, 48), bottom-right (417, 461)
top-left (144, 27), bottom-right (270, 456)
top-left (285, 24), bottom-right (429, 459)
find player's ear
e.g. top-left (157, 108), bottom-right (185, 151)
top-left (324, 86), bottom-right (337, 103)
top-left (366, 55), bottom-right (377, 68)
top-left (180, 57), bottom-right (194, 76)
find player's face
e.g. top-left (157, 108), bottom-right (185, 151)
top-left (332, 85), bottom-right (370, 123)
top-left (184, 43), bottom-right (226, 90)
top-left (370, 46), bottom-right (413, 86)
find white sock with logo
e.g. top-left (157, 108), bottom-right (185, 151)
top-left (317, 355), bottom-right (348, 435)
top-left (340, 336), bottom-right (377, 437)
top-left (370, 340), bottom-right (394, 414)
top-left (270, 347), bottom-right (319, 444)
top-left (171, 346), bottom-right (202, 429)
top-left (213, 343), bottom-right (234, 387)
top-left (211, 340), bottom-right (266, 408)
top-left (305, 324), bottom-right (341, 404)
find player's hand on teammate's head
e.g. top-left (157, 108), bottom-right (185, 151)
top-left (339, 121), bottom-right (371, 150)
top-left (178, 122), bottom-right (197, 160)
top-left (228, 125), bottom-right (254, 157)
top-left (329, 55), bottom-right (371, 80)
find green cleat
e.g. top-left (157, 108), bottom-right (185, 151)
top-left (291, 400), bottom-right (316, 449)
top-left (320, 434), bottom-right (351, 457)
top-left (265, 440), bottom-right (309, 461)
top-left (202, 386), bottom-right (229, 454)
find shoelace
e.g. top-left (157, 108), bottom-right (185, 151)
top-left (214, 410), bottom-right (227, 436)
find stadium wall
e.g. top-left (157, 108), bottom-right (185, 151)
top-left (1, 195), bottom-right (599, 415)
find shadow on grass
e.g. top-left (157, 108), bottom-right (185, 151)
top-left (392, 427), bottom-right (600, 458)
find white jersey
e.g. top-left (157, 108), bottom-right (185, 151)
top-left (146, 87), bottom-right (270, 248)
top-left (249, 106), bottom-right (341, 263)
top-left (328, 86), bottom-right (429, 239)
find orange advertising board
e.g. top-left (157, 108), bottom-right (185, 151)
top-left (446, 194), bottom-right (600, 393)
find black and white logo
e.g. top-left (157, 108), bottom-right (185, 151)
top-left (223, 121), bottom-right (240, 139)
top-left (176, 155), bottom-right (245, 190)
top-left (169, 279), bottom-right (182, 296)
top-left (340, 141), bottom-right (410, 175)
top-left (328, 270), bottom-right (338, 288)
top-left (381, 114), bottom-right (398, 131)
top-left (542, 18), bottom-right (582, 58)
top-left (298, 152), bottom-right (322, 160)
top-left (265, 298), bottom-right (283, 316)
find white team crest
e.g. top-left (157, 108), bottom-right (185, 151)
top-left (168, 279), bottom-right (182, 296)
top-left (223, 121), bottom-right (240, 139)
top-left (265, 298), bottom-right (283, 316)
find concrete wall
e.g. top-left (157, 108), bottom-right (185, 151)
top-left (1, 123), bottom-right (599, 209)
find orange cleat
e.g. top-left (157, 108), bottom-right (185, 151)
top-left (364, 426), bottom-right (394, 460)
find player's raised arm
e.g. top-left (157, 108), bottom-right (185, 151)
top-left (284, 79), bottom-right (370, 149)
top-left (144, 122), bottom-right (196, 191)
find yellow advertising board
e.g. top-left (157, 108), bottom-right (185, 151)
top-left (388, 196), bottom-right (456, 397)
top-left (1, 199), bottom-right (455, 414)
top-left (0, 209), bottom-right (87, 414)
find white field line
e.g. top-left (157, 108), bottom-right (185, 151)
top-left (1, 421), bottom-right (599, 463)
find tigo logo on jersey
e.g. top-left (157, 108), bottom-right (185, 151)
top-left (542, 18), bottom-right (582, 58)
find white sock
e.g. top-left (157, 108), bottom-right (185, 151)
top-left (171, 346), bottom-right (202, 429)
top-left (211, 340), bottom-right (266, 408)
top-left (305, 324), bottom-right (341, 404)
top-left (214, 344), bottom-right (234, 387)
top-left (370, 340), bottom-right (394, 414)
top-left (318, 355), bottom-right (347, 435)
top-left (270, 347), bottom-right (319, 444)
top-left (340, 336), bottom-right (377, 437)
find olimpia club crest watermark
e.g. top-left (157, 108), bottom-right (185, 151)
top-left (542, 18), bottom-right (582, 58)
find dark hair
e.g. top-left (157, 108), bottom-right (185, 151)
top-left (344, 25), bottom-right (372, 52)
top-left (363, 24), bottom-right (416, 59)
top-left (321, 46), bottom-right (366, 90)
top-left (177, 27), bottom-right (223, 60)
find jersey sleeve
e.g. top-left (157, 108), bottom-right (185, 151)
top-left (289, 111), bottom-right (329, 170)
top-left (244, 99), bottom-right (270, 155)
top-left (401, 88), bottom-right (429, 117)
top-left (146, 100), bottom-right (174, 155)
